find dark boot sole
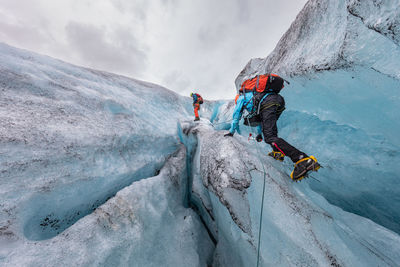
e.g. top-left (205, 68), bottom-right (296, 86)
top-left (292, 160), bottom-right (320, 181)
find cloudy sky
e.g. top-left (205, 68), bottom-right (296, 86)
top-left (0, 0), bottom-right (307, 100)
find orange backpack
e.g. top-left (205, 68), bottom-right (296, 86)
top-left (197, 94), bottom-right (203, 104)
top-left (240, 74), bottom-right (285, 94)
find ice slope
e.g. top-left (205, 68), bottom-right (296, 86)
top-left (234, 0), bottom-right (400, 235)
top-left (235, 0), bottom-right (400, 82)
top-left (2, 0), bottom-right (400, 264)
top-left (278, 70), bottom-right (400, 235)
top-left (2, 145), bottom-right (215, 266)
top-left (0, 42), bottom-right (185, 241)
top-left (181, 122), bottom-right (400, 267)
top-left (0, 42), bottom-right (220, 265)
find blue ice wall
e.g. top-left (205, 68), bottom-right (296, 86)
top-left (276, 67), bottom-right (400, 233)
top-left (232, 0), bottom-right (400, 238)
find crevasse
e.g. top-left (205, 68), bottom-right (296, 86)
top-left (2, 0), bottom-right (400, 265)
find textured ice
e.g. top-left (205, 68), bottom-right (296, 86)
top-left (277, 69), bottom-right (400, 234)
top-left (2, 0), bottom-right (400, 265)
top-left (0, 42), bottom-right (192, 242)
top-left (181, 122), bottom-right (400, 266)
top-left (2, 145), bottom-right (215, 266)
top-left (235, 0), bottom-right (400, 87)
top-left (234, 0), bottom-right (400, 235)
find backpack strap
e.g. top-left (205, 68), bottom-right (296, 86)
top-left (257, 92), bottom-right (273, 114)
top-left (255, 75), bottom-right (260, 91)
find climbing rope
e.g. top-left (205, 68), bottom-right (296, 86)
top-left (244, 117), bottom-right (267, 267)
top-left (217, 94), bottom-right (268, 265)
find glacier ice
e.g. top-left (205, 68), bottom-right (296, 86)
top-left (0, 41), bottom-right (188, 241)
top-left (2, 0), bottom-right (400, 265)
top-left (180, 121), bottom-right (400, 266)
top-left (0, 42), bottom-right (219, 266)
top-left (235, 0), bottom-right (400, 236)
top-left (278, 69), bottom-right (400, 234)
top-left (235, 0), bottom-right (400, 85)
top-left (2, 145), bottom-right (214, 266)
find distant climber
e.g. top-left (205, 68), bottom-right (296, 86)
top-left (191, 92), bottom-right (203, 121)
top-left (224, 92), bottom-right (263, 141)
top-left (235, 74), bottom-right (320, 181)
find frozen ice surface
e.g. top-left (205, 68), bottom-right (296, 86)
top-left (278, 68), bottom-right (400, 234)
top-left (0, 42), bottom-right (190, 241)
top-left (2, 145), bottom-right (215, 266)
top-left (235, 0), bottom-right (400, 86)
top-left (182, 122), bottom-right (400, 266)
top-left (234, 0), bottom-right (400, 236)
top-left (0, 42), bottom-right (216, 266)
top-left (2, 0), bottom-right (400, 264)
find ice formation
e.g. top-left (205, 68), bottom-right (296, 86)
top-left (1, 0), bottom-right (400, 266)
top-left (235, 0), bottom-right (400, 236)
top-left (0, 43), bottom-right (217, 265)
top-left (181, 122), bottom-right (400, 266)
top-left (2, 145), bottom-right (214, 266)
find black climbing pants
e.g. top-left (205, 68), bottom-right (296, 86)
top-left (259, 94), bottom-right (305, 163)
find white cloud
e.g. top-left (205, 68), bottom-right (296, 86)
top-left (65, 22), bottom-right (147, 75)
top-left (0, 0), bottom-right (308, 100)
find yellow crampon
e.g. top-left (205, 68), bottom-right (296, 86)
top-left (268, 151), bottom-right (285, 161)
top-left (290, 155), bottom-right (320, 181)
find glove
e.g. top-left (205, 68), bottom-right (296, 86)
top-left (256, 134), bottom-right (263, 142)
top-left (224, 132), bottom-right (234, 137)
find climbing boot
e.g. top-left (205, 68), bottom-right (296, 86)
top-left (268, 151), bottom-right (285, 161)
top-left (194, 117), bottom-right (200, 121)
top-left (290, 155), bottom-right (320, 181)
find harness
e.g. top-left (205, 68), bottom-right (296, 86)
top-left (242, 92), bottom-right (273, 126)
top-left (257, 92), bottom-right (273, 114)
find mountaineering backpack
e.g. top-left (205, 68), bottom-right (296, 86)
top-left (195, 94), bottom-right (204, 104)
top-left (241, 74), bottom-right (287, 126)
top-left (240, 73), bottom-right (285, 94)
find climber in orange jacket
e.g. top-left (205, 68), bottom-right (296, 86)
top-left (190, 92), bottom-right (203, 121)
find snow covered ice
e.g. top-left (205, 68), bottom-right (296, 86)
top-left (181, 122), bottom-right (400, 266)
top-left (236, 0), bottom-right (400, 236)
top-left (0, 43), bottom-right (217, 266)
top-left (1, 0), bottom-right (400, 266)
top-left (2, 144), bottom-right (214, 266)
